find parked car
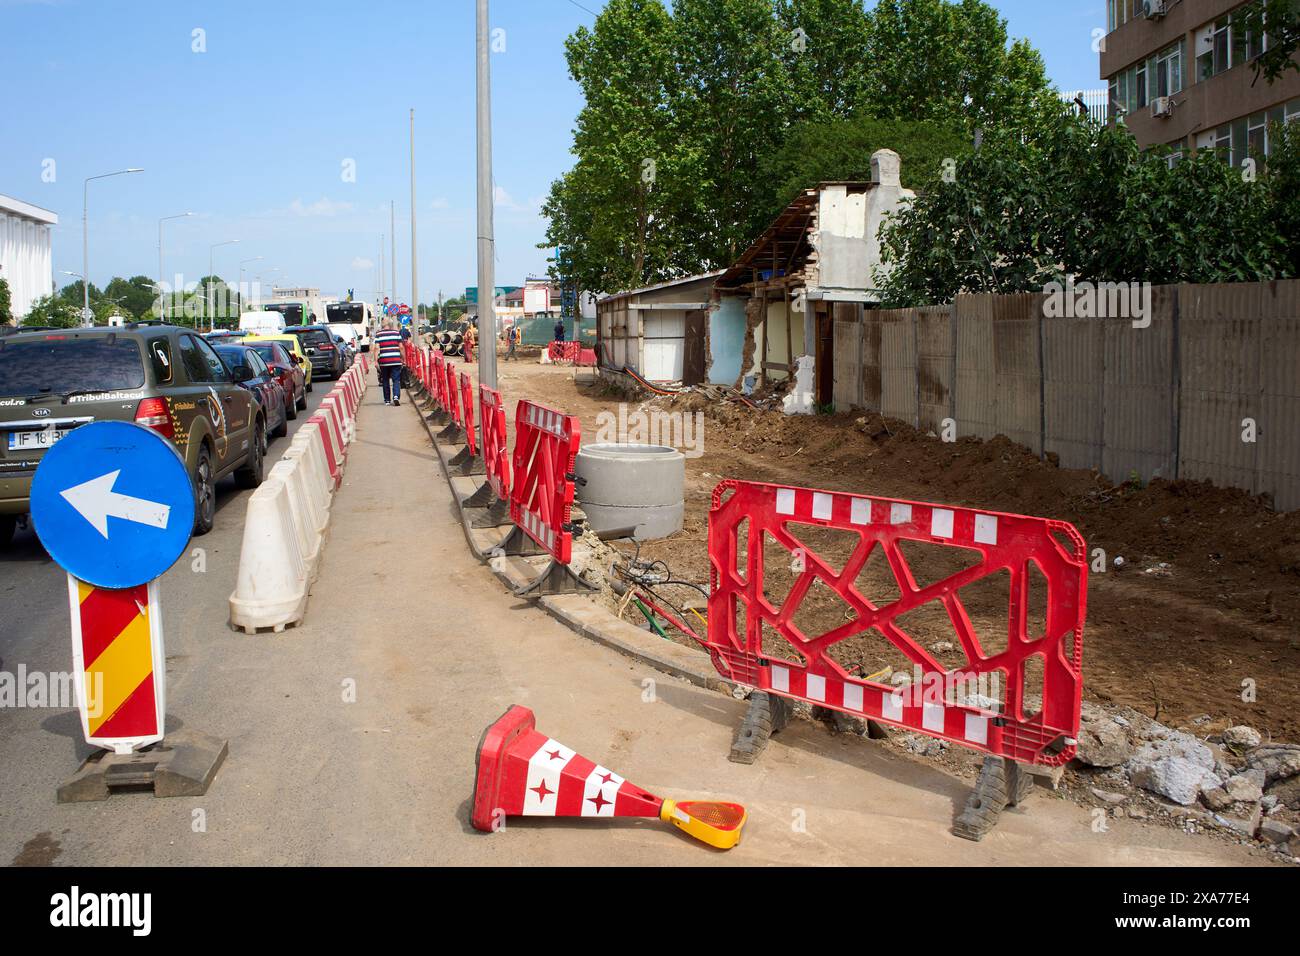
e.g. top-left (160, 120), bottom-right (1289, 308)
top-left (244, 333), bottom-right (313, 391)
top-left (0, 324), bottom-right (267, 545)
top-left (244, 339), bottom-right (307, 421)
top-left (212, 344), bottom-right (289, 441)
top-left (333, 334), bottom-right (356, 369)
top-left (286, 324), bottom-right (345, 381)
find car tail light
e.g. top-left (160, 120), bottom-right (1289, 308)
top-left (318, 343), bottom-right (336, 351)
top-left (135, 397), bottom-right (175, 439)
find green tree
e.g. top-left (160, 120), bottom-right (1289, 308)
top-left (876, 109), bottom-right (1291, 306)
top-left (1240, 0), bottom-right (1300, 83)
top-left (756, 114), bottom-right (968, 221)
top-left (773, 0), bottom-right (873, 121)
top-left (671, 0), bottom-right (788, 266)
top-left (1268, 119), bottom-right (1300, 275)
top-left (0, 277), bottom-right (12, 324)
top-left (541, 0), bottom-right (701, 293)
top-left (863, 0), bottom-right (1057, 131)
top-left (57, 279), bottom-right (100, 313)
top-left (103, 275), bottom-right (158, 320)
top-left (23, 295), bottom-right (82, 328)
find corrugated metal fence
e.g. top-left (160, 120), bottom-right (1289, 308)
top-left (832, 281), bottom-right (1300, 510)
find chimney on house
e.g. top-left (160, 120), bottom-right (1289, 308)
top-left (871, 149), bottom-right (902, 188)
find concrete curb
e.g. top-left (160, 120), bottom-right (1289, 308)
top-left (405, 375), bottom-right (733, 695)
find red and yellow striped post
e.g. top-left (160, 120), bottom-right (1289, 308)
top-left (66, 574), bottom-right (167, 754)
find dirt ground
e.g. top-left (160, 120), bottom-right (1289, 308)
top-left (475, 351), bottom-right (1300, 744)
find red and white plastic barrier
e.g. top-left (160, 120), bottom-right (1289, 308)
top-left (509, 400), bottom-right (581, 564)
top-left (479, 384), bottom-right (511, 501)
top-left (458, 371), bottom-right (478, 456)
top-left (703, 480), bottom-right (1087, 766)
top-left (443, 359), bottom-right (460, 426)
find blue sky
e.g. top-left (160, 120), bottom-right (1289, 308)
top-left (0, 0), bottom-right (1106, 304)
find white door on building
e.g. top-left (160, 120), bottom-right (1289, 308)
top-left (641, 310), bottom-right (685, 382)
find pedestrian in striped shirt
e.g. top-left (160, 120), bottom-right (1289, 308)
top-left (373, 320), bottom-right (405, 405)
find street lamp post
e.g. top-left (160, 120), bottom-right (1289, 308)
top-left (208, 239), bottom-right (240, 331)
top-left (238, 256), bottom-right (264, 315)
top-left (158, 211), bottom-right (194, 296)
top-left (476, 0), bottom-right (498, 389)
top-left (83, 168), bottom-right (144, 327)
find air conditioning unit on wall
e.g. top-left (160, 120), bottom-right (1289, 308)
top-left (1151, 96), bottom-right (1174, 118)
top-left (1143, 0), bottom-right (1168, 18)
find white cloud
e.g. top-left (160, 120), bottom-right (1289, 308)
top-left (351, 257), bottom-right (374, 271)
top-left (494, 186), bottom-right (541, 214)
top-left (287, 197), bottom-right (355, 217)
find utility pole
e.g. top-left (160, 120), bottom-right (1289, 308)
top-left (410, 108), bottom-right (419, 328)
top-left (476, 0), bottom-right (498, 389)
top-left (379, 235), bottom-right (385, 305)
top-left (390, 201), bottom-right (396, 310)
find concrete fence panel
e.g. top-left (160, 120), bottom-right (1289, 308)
top-left (916, 304), bottom-right (955, 434)
top-left (1102, 285), bottom-right (1179, 483)
top-left (879, 308), bottom-right (918, 425)
top-left (955, 293), bottom-right (997, 442)
top-left (1178, 282), bottom-right (1264, 495)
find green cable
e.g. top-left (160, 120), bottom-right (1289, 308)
top-left (632, 598), bottom-right (668, 639)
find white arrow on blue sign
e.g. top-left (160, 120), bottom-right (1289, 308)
top-left (30, 420), bottom-right (195, 589)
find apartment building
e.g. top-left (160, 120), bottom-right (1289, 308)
top-left (1102, 0), bottom-right (1300, 164)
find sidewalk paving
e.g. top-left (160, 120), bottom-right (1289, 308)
top-left (1, 375), bottom-right (1273, 866)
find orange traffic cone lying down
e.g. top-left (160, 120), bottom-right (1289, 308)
top-left (471, 705), bottom-right (746, 850)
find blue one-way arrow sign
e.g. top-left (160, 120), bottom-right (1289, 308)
top-left (30, 421), bottom-right (195, 589)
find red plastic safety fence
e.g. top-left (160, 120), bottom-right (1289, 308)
top-left (443, 360), bottom-right (460, 425)
top-left (432, 350), bottom-right (446, 408)
top-left (510, 400), bottom-right (581, 564)
top-left (479, 384), bottom-right (512, 500)
top-left (547, 341), bottom-right (581, 364)
top-left (458, 371), bottom-right (478, 456)
top-left (420, 348), bottom-right (432, 393)
top-left (704, 481), bottom-right (1087, 766)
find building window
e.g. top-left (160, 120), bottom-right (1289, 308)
top-left (1153, 42), bottom-right (1183, 98)
top-left (1199, 17), bottom-right (1233, 80)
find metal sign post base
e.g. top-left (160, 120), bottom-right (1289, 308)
top-left (57, 729), bottom-right (228, 803)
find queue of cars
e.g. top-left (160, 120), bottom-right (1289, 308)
top-left (0, 319), bottom-right (342, 548)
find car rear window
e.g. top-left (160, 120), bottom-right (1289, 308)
top-left (294, 329), bottom-right (333, 347)
top-left (215, 346), bottom-right (249, 371)
top-left (0, 337), bottom-right (145, 397)
top-left (248, 343), bottom-right (281, 364)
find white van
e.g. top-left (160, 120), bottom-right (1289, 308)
top-left (326, 301), bottom-right (374, 352)
top-left (239, 310), bottom-right (285, 335)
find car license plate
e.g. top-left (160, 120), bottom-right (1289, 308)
top-left (7, 428), bottom-right (66, 451)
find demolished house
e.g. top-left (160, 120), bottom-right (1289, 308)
top-left (594, 149), bottom-right (913, 406)
top-left (712, 149), bottom-right (915, 410)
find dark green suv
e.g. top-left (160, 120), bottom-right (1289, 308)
top-left (0, 323), bottom-right (268, 547)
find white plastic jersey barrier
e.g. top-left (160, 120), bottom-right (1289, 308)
top-left (228, 370), bottom-right (371, 633)
top-left (324, 390), bottom-right (355, 444)
top-left (269, 459), bottom-right (322, 571)
top-left (288, 427), bottom-right (332, 511)
top-left (229, 476), bottom-right (311, 634)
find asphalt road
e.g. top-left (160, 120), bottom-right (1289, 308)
top-left (0, 369), bottom-right (1273, 867)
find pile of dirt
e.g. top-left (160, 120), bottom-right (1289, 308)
top-left (490, 360), bottom-right (1300, 742)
